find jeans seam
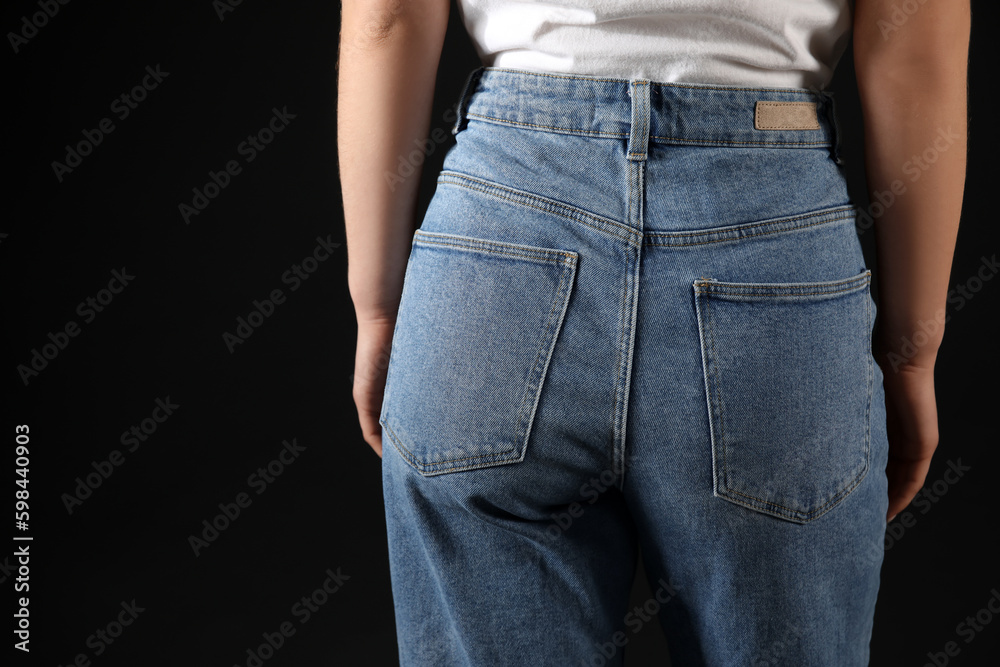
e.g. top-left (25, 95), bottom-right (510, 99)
top-left (612, 171), bottom-right (634, 483)
top-left (615, 164), bottom-right (643, 489)
top-left (466, 112), bottom-right (628, 138)
top-left (865, 282), bottom-right (874, 483)
top-left (647, 205), bottom-right (853, 237)
top-left (611, 162), bottom-right (642, 491)
top-left (413, 233), bottom-right (578, 265)
top-left (514, 262), bottom-right (572, 460)
top-left (436, 172), bottom-right (635, 241)
top-left (382, 419), bottom-right (516, 472)
top-left (481, 66), bottom-right (830, 94)
top-left (466, 113), bottom-right (831, 146)
top-left (645, 206), bottom-right (856, 246)
top-left (695, 278), bottom-right (871, 298)
top-left (652, 135), bottom-right (829, 147)
top-left (703, 291), bottom-right (730, 496)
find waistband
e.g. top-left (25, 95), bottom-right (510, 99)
top-left (451, 66), bottom-right (843, 163)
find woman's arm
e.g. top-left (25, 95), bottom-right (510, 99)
top-left (338, 0), bottom-right (450, 456)
top-left (852, 0), bottom-right (971, 520)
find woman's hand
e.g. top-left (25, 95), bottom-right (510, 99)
top-left (352, 315), bottom-right (397, 458)
top-left (874, 334), bottom-right (941, 522)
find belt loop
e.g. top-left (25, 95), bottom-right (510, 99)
top-left (820, 89), bottom-right (844, 165)
top-left (627, 80), bottom-right (651, 162)
top-left (452, 65), bottom-right (486, 136)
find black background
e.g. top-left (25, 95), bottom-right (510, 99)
top-left (5, 1), bottom-right (997, 665)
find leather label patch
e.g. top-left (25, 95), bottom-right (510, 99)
top-left (754, 101), bottom-right (820, 130)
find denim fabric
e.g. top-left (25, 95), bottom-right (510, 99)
top-left (380, 66), bottom-right (889, 666)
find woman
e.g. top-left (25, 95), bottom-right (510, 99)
top-left (338, 1), bottom-right (970, 664)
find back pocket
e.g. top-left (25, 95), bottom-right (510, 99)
top-left (380, 230), bottom-right (578, 476)
top-left (692, 270), bottom-right (874, 523)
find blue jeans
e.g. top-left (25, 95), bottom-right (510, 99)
top-left (380, 66), bottom-right (889, 666)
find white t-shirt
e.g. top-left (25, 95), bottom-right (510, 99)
top-left (454, 0), bottom-right (854, 90)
